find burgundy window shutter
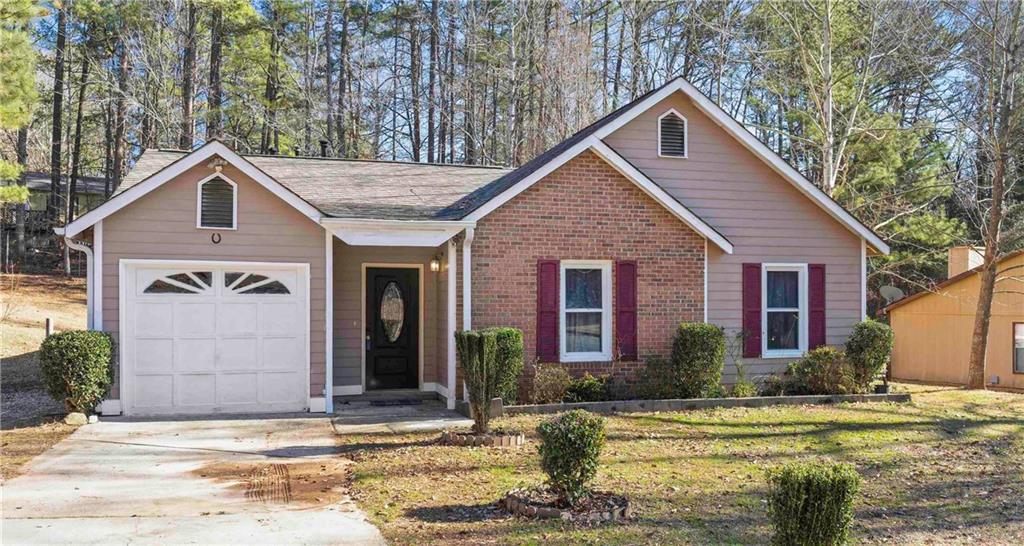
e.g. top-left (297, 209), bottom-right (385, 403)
top-left (615, 260), bottom-right (638, 361)
top-left (536, 260), bottom-right (560, 362)
top-left (808, 264), bottom-right (827, 349)
top-left (742, 263), bottom-right (762, 358)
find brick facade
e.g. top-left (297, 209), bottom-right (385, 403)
top-left (470, 150), bottom-right (705, 389)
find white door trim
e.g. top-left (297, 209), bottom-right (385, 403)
top-left (118, 259), bottom-right (311, 415)
top-left (360, 263), bottom-right (425, 392)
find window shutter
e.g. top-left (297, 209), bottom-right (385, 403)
top-left (659, 113), bottom-right (687, 157)
top-left (536, 260), bottom-right (560, 362)
top-left (615, 260), bottom-right (638, 361)
top-left (809, 264), bottom-right (827, 349)
top-left (742, 263), bottom-right (761, 358)
top-left (200, 178), bottom-right (234, 228)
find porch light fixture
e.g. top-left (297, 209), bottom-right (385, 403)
top-left (430, 256), bottom-right (441, 272)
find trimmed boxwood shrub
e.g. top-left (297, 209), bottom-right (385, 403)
top-left (786, 346), bottom-right (858, 395)
top-left (39, 330), bottom-right (115, 413)
top-left (845, 320), bottom-right (894, 391)
top-left (536, 409), bottom-right (606, 507)
top-left (766, 461), bottom-right (860, 546)
top-left (455, 329), bottom-right (499, 433)
top-left (731, 380), bottom-right (758, 398)
top-left (639, 323), bottom-right (725, 399)
top-left (482, 327), bottom-right (524, 404)
top-left (564, 373), bottom-right (610, 402)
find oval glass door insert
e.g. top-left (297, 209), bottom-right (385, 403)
top-left (380, 281), bottom-right (405, 342)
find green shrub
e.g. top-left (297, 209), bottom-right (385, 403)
top-left (482, 327), bottom-right (524, 403)
top-left (759, 374), bottom-right (786, 396)
top-left (536, 410), bottom-right (606, 507)
top-left (564, 373), bottom-right (610, 402)
top-left (845, 320), bottom-right (893, 391)
top-left (638, 324), bottom-right (725, 399)
top-left (455, 329), bottom-right (499, 433)
top-left (39, 330), bottom-right (115, 413)
top-left (766, 461), bottom-right (860, 546)
top-left (787, 347), bottom-right (858, 395)
top-left (731, 380), bottom-right (758, 398)
top-left (531, 362), bottom-right (571, 404)
top-left (637, 356), bottom-right (675, 399)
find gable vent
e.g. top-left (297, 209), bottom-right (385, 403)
top-left (659, 112), bottom-right (687, 158)
top-left (199, 178), bottom-right (235, 228)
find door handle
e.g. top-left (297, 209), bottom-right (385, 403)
top-left (365, 334), bottom-right (371, 351)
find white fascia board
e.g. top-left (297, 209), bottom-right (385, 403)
top-left (591, 78), bottom-right (890, 255)
top-left (63, 141), bottom-right (322, 238)
top-left (322, 218), bottom-right (473, 247)
top-left (588, 140), bottom-right (733, 254)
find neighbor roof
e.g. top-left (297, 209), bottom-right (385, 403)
top-left (117, 150), bottom-right (512, 221)
top-left (884, 249), bottom-right (1024, 313)
top-left (16, 172), bottom-right (107, 194)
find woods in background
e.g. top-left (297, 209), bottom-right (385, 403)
top-left (1, 1), bottom-right (1022, 323)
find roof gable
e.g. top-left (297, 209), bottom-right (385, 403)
top-left (884, 249), bottom-right (1024, 313)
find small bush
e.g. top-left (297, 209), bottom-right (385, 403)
top-left (766, 461), bottom-right (860, 546)
top-left (845, 320), bottom-right (893, 391)
top-left (731, 380), bottom-right (758, 398)
top-left (787, 347), bottom-right (858, 395)
top-left (455, 329), bottom-right (499, 433)
top-left (564, 373), bottom-right (610, 402)
top-left (531, 362), bottom-right (571, 404)
top-left (482, 327), bottom-right (524, 404)
top-left (637, 356), bottom-right (675, 399)
top-left (536, 410), bottom-right (606, 507)
top-left (39, 330), bottom-right (115, 413)
top-left (671, 323), bottom-right (726, 398)
top-left (758, 375), bottom-right (786, 396)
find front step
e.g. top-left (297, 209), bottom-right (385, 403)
top-left (333, 389), bottom-right (440, 404)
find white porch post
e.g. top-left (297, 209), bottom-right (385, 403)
top-left (323, 229), bottom-right (335, 413)
top-left (94, 221), bottom-right (103, 329)
top-left (446, 239), bottom-right (457, 409)
top-left (461, 227), bottom-right (474, 402)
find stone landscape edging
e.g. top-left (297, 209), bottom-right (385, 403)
top-left (501, 393), bottom-right (911, 415)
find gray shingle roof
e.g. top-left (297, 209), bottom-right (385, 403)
top-left (117, 150), bottom-right (512, 220)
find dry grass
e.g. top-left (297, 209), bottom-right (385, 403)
top-left (1, 274), bottom-right (86, 481)
top-left (342, 384), bottom-right (1024, 545)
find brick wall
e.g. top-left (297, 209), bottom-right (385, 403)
top-left (470, 150), bottom-right (705, 391)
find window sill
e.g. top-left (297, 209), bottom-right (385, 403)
top-left (761, 349), bottom-right (805, 360)
top-left (560, 352), bottom-right (613, 363)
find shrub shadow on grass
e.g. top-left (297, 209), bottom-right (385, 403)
top-left (406, 502), bottom-right (501, 523)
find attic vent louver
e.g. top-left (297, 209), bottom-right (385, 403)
top-left (658, 111), bottom-right (687, 158)
top-left (199, 177), bottom-right (236, 229)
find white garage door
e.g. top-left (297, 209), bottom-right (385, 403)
top-left (122, 262), bottom-right (309, 416)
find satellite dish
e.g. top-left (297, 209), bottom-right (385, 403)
top-left (879, 285), bottom-right (905, 304)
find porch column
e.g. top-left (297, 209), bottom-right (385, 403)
top-left (462, 227), bottom-right (474, 330)
top-left (324, 229), bottom-right (334, 413)
top-left (447, 238), bottom-right (457, 409)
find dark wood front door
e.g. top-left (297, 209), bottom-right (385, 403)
top-left (366, 267), bottom-right (419, 390)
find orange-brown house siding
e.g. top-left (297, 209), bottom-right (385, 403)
top-left (889, 252), bottom-right (1024, 390)
top-left (100, 162), bottom-right (327, 399)
top-left (469, 150), bottom-right (705, 385)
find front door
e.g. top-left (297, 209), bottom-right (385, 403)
top-left (365, 267), bottom-right (419, 390)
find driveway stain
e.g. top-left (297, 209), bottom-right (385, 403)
top-left (193, 458), bottom-right (354, 508)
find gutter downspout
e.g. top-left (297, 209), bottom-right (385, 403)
top-left (57, 228), bottom-right (94, 330)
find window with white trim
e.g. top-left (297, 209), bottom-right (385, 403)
top-left (658, 110), bottom-right (688, 158)
top-left (197, 176), bottom-right (237, 229)
top-left (762, 264), bottom-right (808, 358)
top-left (560, 261), bottom-right (612, 362)
top-left (1014, 323), bottom-right (1024, 374)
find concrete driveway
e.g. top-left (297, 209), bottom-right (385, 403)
top-left (1, 416), bottom-right (385, 545)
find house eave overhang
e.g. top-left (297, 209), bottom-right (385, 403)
top-left (321, 217), bottom-right (475, 247)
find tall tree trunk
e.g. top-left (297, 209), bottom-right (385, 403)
top-left (325, 0), bottom-right (335, 150)
top-left (427, 0), bottom-right (438, 163)
top-left (180, 0), bottom-right (197, 149)
top-left (261, 7), bottom-right (281, 154)
top-left (112, 39), bottom-right (129, 190)
top-left (337, 1), bottom-right (350, 156)
top-left (410, 11), bottom-right (421, 162)
top-left (48, 3), bottom-right (67, 222)
top-left (15, 128), bottom-right (28, 259)
top-left (207, 5), bottom-right (224, 140)
top-left (68, 57), bottom-right (90, 223)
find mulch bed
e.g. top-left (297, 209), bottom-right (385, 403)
top-left (500, 486), bottom-right (631, 522)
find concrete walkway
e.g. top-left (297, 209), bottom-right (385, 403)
top-left (332, 399), bottom-right (473, 435)
top-left (1, 416), bottom-right (385, 545)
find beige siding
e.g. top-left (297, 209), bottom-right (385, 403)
top-left (604, 92), bottom-right (864, 379)
top-left (332, 241), bottom-right (445, 389)
top-left (101, 163), bottom-right (327, 399)
top-left (889, 253), bottom-right (1024, 390)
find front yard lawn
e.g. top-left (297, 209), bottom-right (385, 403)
top-left (340, 385), bottom-right (1023, 545)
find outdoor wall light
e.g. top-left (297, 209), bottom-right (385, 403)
top-left (430, 256), bottom-right (441, 272)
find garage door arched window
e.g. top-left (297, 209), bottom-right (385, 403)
top-left (197, 176), bottom-right (237, 229)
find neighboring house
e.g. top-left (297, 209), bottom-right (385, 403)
top-left (886, 247), bottom-right (1024, 391)
top-left (2, 172), bottom-right (107, 233)
top-left (58, 77), bottom-right (889, 416)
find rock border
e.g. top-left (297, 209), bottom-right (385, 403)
top-left (500, 489), bottom-right (631, 522)
top-left (503, 392), bottom-right (911, 415)
top-left (439, 430), bottom-right (525, 448)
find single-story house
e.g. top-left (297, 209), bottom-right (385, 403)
top-left (58, 77), bottom-right (889, 416)
top-left (886, 247), bottom-right (1024, 391)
